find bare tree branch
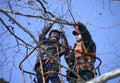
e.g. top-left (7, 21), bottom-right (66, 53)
top-left (0, 18), bottom-right (33, 48)
top-left (0, 9), bottom-right (38, 45)
top-left (87, 69), bottom-right (120, 83)
top-left (0, 8), bottom-right (75, 26)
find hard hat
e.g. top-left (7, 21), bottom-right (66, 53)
top-left (49, 29), bottom-right (60, 36)
top-left (49, 29), bottom-right (60, 41)
top-left (72, 28), bottom-right (80, 36)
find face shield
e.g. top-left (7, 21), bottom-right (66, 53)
top-left (76, 34), bottom-right (82, 42)
top-left (49, 29), bottom-right (60, 41)
top-left (72, 28), bottom-right (82, 42)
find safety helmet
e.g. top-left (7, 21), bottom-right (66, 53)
top-left (49, 29), bottom-right (60, 41)
top-left (72, 28), bottom-right (80, 36)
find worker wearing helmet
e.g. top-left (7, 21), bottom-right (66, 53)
top-left (66, 21), bottom-right (96, 83)
top-left (34, 22), bottom-right (68, 83)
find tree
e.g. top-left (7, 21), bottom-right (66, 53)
top-left (0, 78), bottom-right (8, 83)
top-left (0, 0), bottom-right (120, 83)
top-left (87, 69), bottom-right (120, 83)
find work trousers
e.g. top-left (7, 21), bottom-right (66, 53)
top-left (66, 69), bottom-right (94, 83)
top-left (34, 60), bottom-right (60, 83)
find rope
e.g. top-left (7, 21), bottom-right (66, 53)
top-left (56, 44), bottom-right (63, 83)
top-left (38, 48), bottom-right (46, 83)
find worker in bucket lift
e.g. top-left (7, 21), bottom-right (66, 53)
top-left (65, 21), bottom-right (96, 83)
top-left (34, 22), bottom-right (69, 83)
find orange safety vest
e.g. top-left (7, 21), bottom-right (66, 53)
top-left (74, 41), bottom-right (96, 70)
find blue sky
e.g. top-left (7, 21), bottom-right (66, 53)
top-left (0, 0), bottom-right (120, 83)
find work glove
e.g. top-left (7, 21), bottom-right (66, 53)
top-left (71, 21), bottom-right (81, 26)
top-left (71, 21), bottom-right (86, 31)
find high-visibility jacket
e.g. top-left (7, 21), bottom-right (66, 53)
top-left (74, 41), bottom-right (96, 70)
top-left (73, 22), bottom-right (96, 71)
